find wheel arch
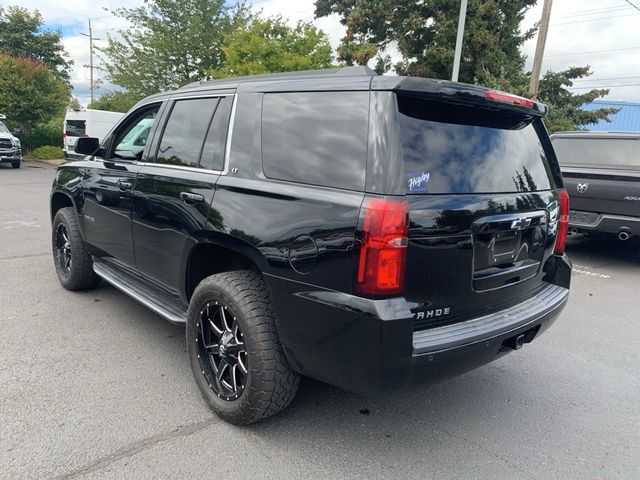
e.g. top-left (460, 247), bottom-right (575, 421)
top-left (185, 237), bottom-right (268, 301)
top-left (50, 190), bottom-right (76, 223)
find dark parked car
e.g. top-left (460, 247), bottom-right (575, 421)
top-left (551, 132), bottom-right (640, 241)
top-left (50, 67), bottom-right (571, 424)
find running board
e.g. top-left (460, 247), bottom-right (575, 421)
top-left (93, 261), bottom-right (187, 324)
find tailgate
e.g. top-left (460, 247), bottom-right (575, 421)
top-left (562, 167), bottom-right (640, 217)
top-left (396, 93), bottom-right (563, 330)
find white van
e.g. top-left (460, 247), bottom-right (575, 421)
top-left (63, 109), bottom-right (124, 160)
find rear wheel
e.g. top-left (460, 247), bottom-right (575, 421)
top-left (186, 270), bottom-right (300, 425)
top-left (52, 207), bottom-right (100, 290)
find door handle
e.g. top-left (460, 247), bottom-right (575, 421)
top-left (179, 192), bottom-right (205, 204)
top-left (117, 180), bottom-right (133, 191)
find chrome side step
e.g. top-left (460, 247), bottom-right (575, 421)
top-left (93, 261), bottom-right (187, 324)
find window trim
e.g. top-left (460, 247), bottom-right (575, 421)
top-left (140, 92), bottom-right (237, 176)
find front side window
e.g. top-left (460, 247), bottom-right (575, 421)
top-left (112, 106), bottom-right (159, 161)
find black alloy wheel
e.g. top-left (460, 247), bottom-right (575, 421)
top-left (51, 207), bottom-right (100, 291)
top-left (186, 270), bottom-right (300, 424)
top-left (196, 301), bottom-right (248, 401)
top-left (54, 223), bottom-right (72, 275)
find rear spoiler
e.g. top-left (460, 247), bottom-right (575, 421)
top-left (372, 76), bottom-right (548, 117)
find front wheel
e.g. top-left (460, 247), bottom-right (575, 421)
top-left (52, 207), bottom-right (100, 290)
top-left (186, 271), bottom-right (300, 425)
top-left (11, 160), bottom-right (20, 168)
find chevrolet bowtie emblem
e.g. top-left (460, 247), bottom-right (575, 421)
top-left (510, 217), bottom-right (532, 230)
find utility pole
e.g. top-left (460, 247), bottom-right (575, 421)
top-left (528, 0), bottom-right (553, 99)
top-left (451, 0), bottom-right (468, 82)
top-left (81, 19), bottom-right (99, 105)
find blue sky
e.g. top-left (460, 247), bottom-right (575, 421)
top-left (6, 0), bottom-right (640, 105)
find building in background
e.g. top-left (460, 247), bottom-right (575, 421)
top-left (583, 101), bottom-right (640, 132)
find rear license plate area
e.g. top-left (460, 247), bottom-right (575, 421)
top-left (471, 211), bottom-right (547, 292)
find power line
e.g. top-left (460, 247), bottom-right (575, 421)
top-left (568, 83), bottom-right (640, 89)
top-left (572, 75), bottom-right (640, 82)
top-left (547, 46), bottom-right (640, 57)
top-left (554, 5), bottom-right (632, 18)
top-left (551, 11), bottom-right (640, 26)
top-left (622, 0), bottom-right (640, 13)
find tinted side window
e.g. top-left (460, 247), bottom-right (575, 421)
top-left (200, 96), bottom-right (233, 171)
top-left (111, 105), bottom-right (160, 161)
top-left (262, 92), bottom-right (369, 191)
top-left (398, 95), bottom-right (555, 194)
top-left (157, 98), bottom-right (217, 167)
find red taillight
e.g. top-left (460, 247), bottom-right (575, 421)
top-left (356, 197), bottom-right (409, 296)
top-left (554, 189), bottom-right (570, 255)
top-left (485, 90), bottom-right (534, 108)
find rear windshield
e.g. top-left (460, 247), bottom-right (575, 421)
top-left (398, 95), bottom-right (555, 194)
top-left (65, 120), bottom-right (86, 137)
top-left (552, 137), bottom-right (640, 168)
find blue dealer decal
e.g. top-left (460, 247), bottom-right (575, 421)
top-left (407, 172), bottom-right (430, 192)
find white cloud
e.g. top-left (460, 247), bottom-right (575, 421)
top-left (9, 0), bottom-right (640, 104)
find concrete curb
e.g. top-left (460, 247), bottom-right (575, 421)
top-left (26, 158), bottom-right (66, 166)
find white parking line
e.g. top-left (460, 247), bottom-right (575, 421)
top-left (572, 264), bottom-right (611, 279)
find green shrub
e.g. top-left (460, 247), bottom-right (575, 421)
top-left (29, 145), bottom-right (63, 160)
top-left (21, 119), bottom-right (63, 153)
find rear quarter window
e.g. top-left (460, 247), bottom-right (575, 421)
top-left (398, 95), bottom-right (556, 194)
top-left (261, 91), bottom-right (369, 191)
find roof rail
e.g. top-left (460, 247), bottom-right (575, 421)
top-left (179, 65), bottom-right (377, 90)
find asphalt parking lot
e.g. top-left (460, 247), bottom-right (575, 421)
top-left (1, 162), bottom-right (638, 479)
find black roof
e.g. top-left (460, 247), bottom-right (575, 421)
top-left (137, 66), bottom-right (547, 117)
top-left (179, 66), bottom-right (377, 91)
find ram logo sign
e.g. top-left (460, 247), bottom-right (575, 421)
top-left (576, 183), bottom-right (589, 193)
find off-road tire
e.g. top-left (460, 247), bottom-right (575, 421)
top-left (11, 160), bottom-right (20, 168)
top-left (52, 207), bottom-right (100, 291)
top-left (186, 270), bottom-right (300, 425)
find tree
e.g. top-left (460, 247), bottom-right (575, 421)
top-left (0, 54), bottom-right (68, 134)
top-left (101, 0), bottom-right (250, 97)
top-left (315, 0), bottom-right (616, 131)
top-left (68, 96), bottom-right (82, 110)
top-left (0, 6), bottom-right (72, 82)
top-left (88, 91), bottom-right (142, 113)
top-left (210, 16), bottom-right (333, 78)
top-left (537, 66), bottom-right (618, 133)
top-left (315, 0), bottom-right (536, 90)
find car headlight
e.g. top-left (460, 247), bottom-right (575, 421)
top-left (11, 138), bottom-right (20, 147)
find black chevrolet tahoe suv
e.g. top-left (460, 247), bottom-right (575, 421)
top-left (50, 67), bottom-right (571, 424)
top-left (551, 131), bottom-right (640, 241)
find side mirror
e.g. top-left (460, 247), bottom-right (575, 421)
top-left (11, 128), bottom-right (21, 136)
top-left (75, 137), bottom-right (100, 156)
